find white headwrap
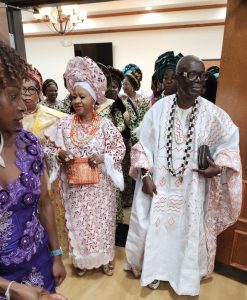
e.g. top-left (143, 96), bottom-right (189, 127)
top-left (73, 82), bottom-right (96, 102)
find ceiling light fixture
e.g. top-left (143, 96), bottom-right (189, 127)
top-left (33, 5), bottom-right (87, 35)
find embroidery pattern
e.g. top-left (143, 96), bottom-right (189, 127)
top-left (0, 211), bottom-right (13, 250)
top-left (22, 267), bottom-right (44, 288)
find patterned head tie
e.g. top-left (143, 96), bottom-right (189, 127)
top-left (25, 65), bottom-right (43, 96)
top-left (122, 63), bottom-right (143, 84)
top-left (64, 56), bottom-right (107, 105)
top-left (207, 66), bottom-right (220, 79)
top-left (42, 79), bottom-right (58, 96)
top-left (155, 51), bottom-right (183, 83)
top-left (124, 73), bottom-right (140, 91)
top-left (97, 62), bottom-right (112, 89)
top-left (107, 66), bottom-right (124, 89)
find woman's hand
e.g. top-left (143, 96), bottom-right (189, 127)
top-left (40, 293), bottom-right (68, 300)
top-left (9, 283), bottom-right (67, 300)
top-left (57, 150), bottom-right (74, 164)
top-left (52, 257), bottom-right (67, 287)
top-left (142, 176), bottom-right (157, 197)
top-left (193, 157), bottom-right (221, 178)
top-left (88, 154), bottom-right (104, 168)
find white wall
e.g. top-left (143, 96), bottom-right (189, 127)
top-left (24, 25), bottom-right (224, 99)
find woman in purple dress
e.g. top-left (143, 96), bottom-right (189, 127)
top-left (0, 43), bottom-right (66, 299)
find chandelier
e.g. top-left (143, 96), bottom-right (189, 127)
top-left (33, 5), bottom-right (87, 35)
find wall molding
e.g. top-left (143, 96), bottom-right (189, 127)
top-left (24, 22), bottom-right (225, 38)
top-left (22, 4), bottom-right (227, 24)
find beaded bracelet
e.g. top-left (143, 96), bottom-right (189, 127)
top-left (5, 281), bottom-right (15, 300)
top-left (50, 247), bottom-right (63, 257)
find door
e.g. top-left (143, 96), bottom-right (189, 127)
top-left (215, 0), bottom-right (247, 271)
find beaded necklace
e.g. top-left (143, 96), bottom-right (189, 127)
top-left (70, 111), bottom-right (100, 147)
top-left (166, 95), bottom-right (198, 183)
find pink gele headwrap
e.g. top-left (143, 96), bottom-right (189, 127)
top-left (64, 56), bottom-right (107, 105)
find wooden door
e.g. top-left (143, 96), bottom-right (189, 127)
top-left (0, 3), bottom-right (10, 45)
top-left (215, 0), bottom-right (247, 271)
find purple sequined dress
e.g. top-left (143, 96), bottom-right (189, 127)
top-left (0, 130), bottom-right (55, 299)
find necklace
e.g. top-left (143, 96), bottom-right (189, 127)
top-left (0, 133), bottom-right (5, 168)
top-left (70, 111), bottom-right (100, 147)
top-left (166, 95), bottom-right (198, 183)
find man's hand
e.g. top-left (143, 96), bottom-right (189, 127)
top-left (193, 157), bottom-right (221, 178)
top-left (142, 176), bottom-right (157, 197)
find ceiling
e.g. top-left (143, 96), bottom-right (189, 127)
top-left (4, 0), bottom-right (117, 7)
top-left (4, 0), bottom-right (227, 36)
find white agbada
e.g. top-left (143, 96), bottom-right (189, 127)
top-left (125, 95), bottom-right (242, 296)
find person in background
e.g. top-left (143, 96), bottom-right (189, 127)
top-left (202, 66), bottom-right (220, 104)
top-left (60, 74), bottom-right (73, 115)
top-left (150, 71), bottom-right (163, 105)
top-left (106, 66), bottom-right (131, 224)
top-left (44, 56), bottom-right (125, 277)
top-left (106, 66), bottom-right (124, 101)
top-left (42, 79), bottom-right (70, 114)
top-left (95, 62), bottom-right (114, 120)
top-left (121, 63), bottom-right (144, 97)
top-left (22, 69), bottom-right (66, 145)
top-left (124, 55), bottom-right (242, 295)
top-left (118, 73), bottom-right (150, 207)
top-left (153, 51), bottom-right (183, 104)
top-left (207, 65), bottom-right (220, 80)
top-left (122, 73), bottom-right (151, 143)
top-left (0, 41), bottom-right (66, 300)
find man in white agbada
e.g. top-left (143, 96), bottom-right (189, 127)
top-left (124, 55), bottom-right (242, 296)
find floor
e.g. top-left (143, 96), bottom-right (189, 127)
top-left (57, 246), bottom-right (247, 300)
top-left (57, 208), bottom-right (247, 300)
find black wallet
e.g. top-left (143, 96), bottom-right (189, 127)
top-left (198, 145), bottom-right (214, 170)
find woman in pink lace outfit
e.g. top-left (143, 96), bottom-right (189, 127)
top-left (44, 56), bottom-right (125, 277)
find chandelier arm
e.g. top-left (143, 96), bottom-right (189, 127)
top-left (63, 20), bottom-right (69, 34)
top-left (68, 23), bottom-right (79, 33)
top-left (51, 22), bottom-right (60, 34)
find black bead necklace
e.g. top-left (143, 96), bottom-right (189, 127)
top-left (166, 95), bottom-right (198, 183)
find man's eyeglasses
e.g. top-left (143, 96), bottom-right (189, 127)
top-left (179, 71), bottom-right (208, 81)
top-left (21, 87), bottom-right (37, 95)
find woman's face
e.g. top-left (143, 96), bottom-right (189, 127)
top-left (122, 78), bottom-right (134, 96)
top-left (45, 84), bottom-right (58, 103)
top-left (106, 79), bottom-right (120, 100)
top-left (70, 86), bottom-right (95, 118)
top-left (21, 79), bottom-right (39, 113)
top-left (0, 83), bottom-right (26, 132)
top-left (163, 69), bottom-right (177, 95)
